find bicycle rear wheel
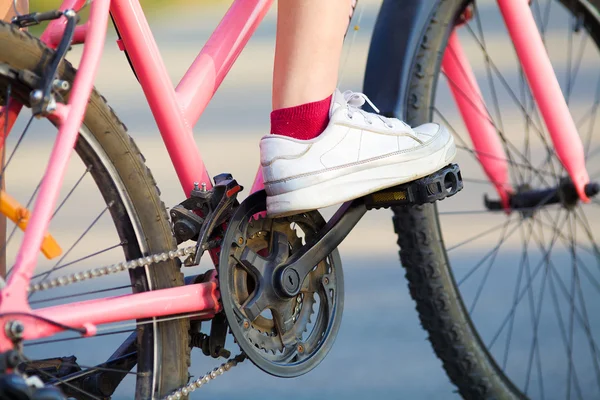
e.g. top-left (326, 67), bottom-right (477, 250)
top-left (373, 0), bottom-right (600, 398)
top-left (0, 21), bottom-right (189, 398)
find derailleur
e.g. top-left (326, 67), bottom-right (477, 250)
top-left (0, 350), bottom-right (66, 400)
top-left (169, 173), bottom-right (243, 265)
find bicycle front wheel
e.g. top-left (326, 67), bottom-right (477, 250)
top-left (374, 0), bottom-right (600, 398)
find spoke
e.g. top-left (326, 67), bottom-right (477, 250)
top-left (25, 330), bottom-right (135, 347)
top-left (461, 19), bottom-right (558, 182)
top-left (565, 213), bottom-right (581, 399)
top-left (22, 358), bottom-right (102, 400)
top-left (572, 207), bottom-right (600, 267)
top-left (500, 220), bottom-right (534, 368)
top-left (52, 165), bottom-right (92, 219)
top-left (545, 249), bottom-right (600, 383)
top-left (583, 76), bottom-right (600, 158)
top-left (527, 218), bottom-right (547, 399)
top-left (565, 22), bottom-right (588, 104)
top-left (34, 242), bottom-right (125, 278)
top-left (468, 221), bottom-right (522, 313)
top-left (29, 284), bottom-right (131, 305)
top-left (447, 218), bottom-right (515, 253)
top-left (535, 212), bottom-right (599, 260)
top-left (570, 211), bottom-right (600, 392)
top-left (542, 0), bottom-right (553, 38)
top-left (565, 3), bottom-right (574, 105)
top-left (532, 0), bottom-right (546, 40)
top-left (522, 210), bottom-right (564, 395)
top-left (547, 270), bottom-right (583, 400)
top-left (576, 103), bottom-right (598, 131)
top-left (23, 358), bottom-right (140, 378)
top-left (1, 116), bottom-right (33, 178)
top-left (463, 177), bottom-right (499, 185)
top-left (527, 212), bottom-right (586, 399)
top-left (523, 244), bottom-right (548, 396)
top-left (31, 201), bottom-right (114, 285)
top-left (458, 220), bottom-right (520, 286)
top-left (469, 6), bottom-right (525, 184)
top-left (586, 146), bottom-right (600, 161)
top-left (487, 212), bottom-right (569, 349)
top-left (536, 208), bottom-right (600, 295)
top-left (434, 108), bottom-right (556, 180)
top-left (439, 204), bottom-right (561, 216)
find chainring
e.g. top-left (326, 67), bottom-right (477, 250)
top-left (219, 190), bottom-right (344, 377)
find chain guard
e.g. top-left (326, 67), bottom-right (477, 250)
top-left (219, 190), bottom-right (344, 377)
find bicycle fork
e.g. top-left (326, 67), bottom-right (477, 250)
top-left (442, 0), bottom-right (595, 211)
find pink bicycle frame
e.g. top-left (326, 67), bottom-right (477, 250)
top-left (0, 0), bottom-right (591, 352)
top-left (0, 0), bottom-right (272, 351)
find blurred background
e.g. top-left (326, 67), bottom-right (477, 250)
top-left (10, 0), bottom-right (599, 399)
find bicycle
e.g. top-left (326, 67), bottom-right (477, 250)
top-left (0, 0), bottom-right (597, 398)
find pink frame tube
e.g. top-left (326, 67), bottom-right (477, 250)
top-left (19, 279), bottom-right (219, 341)
top-left (176, 0), bottom-right (273, 125)
top-left (497, 0), bottom-right (590, 201)
top-left (0, 0), bottom-right (272, 349)
top-left (442, 31), bottom-right (512, 208)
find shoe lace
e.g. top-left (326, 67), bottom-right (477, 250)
top-left (342, 90), bottom-right (411, 130)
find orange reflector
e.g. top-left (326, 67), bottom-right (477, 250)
top-left (0, 190), bottom-right (62, 259)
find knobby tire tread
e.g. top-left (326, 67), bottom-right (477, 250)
top-left (392, 0), bottom-right (600, 399)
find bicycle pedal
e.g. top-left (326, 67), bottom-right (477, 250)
top-left (364, 163), bottom-right (463, 210)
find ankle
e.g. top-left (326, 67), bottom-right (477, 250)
top-left (270, 95), bottom-right (332, 140)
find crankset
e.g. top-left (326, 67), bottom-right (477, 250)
top-left (219, 191), bottom-right (344, 377)
top-left (219, 164), bottom-right (462, 377)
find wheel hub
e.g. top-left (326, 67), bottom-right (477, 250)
top-left (484, 180), bottom-right (599, 215)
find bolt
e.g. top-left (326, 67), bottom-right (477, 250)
top-left (237, 237), bottom-right (244, 245)
top-left (46, 98), bottom-right (57, 113)
top-left (5, 320), bottom-right (24, 340)
top-left (64, 9), bottom-right (77, 18)
top-left (193, 182), bottom-right (200, 191)
top-left (242, 320), bottom-right (250, 329)
top-left (52, 79), bottom-right (70, 92)
top-left (30, 89), bottom-right (43, 103)
top-left (201, 182), bottom-right (207, 192)
top-left (297, 344), bottom-right (304, 353)
top-left (323, 276), bottom-right (330, 285)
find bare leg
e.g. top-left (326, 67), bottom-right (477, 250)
top-left (272, 0), bottom-right (352, 110)
top-left (1, 0), bottom-right (28, 21)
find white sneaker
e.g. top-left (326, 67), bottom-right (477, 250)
top-left (260, 89), bottom-right (456, 217)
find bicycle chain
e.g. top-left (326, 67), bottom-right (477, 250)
top-left (28, 246), bottom-right (197, 293)
top-left (163, 353), bottom-right (246, 400)
top-left (28, 245), bottom-right (247, 398)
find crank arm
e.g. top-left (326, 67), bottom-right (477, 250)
top-left (275, 163), bottom-right (463, 297)
top-left (275, 199), bottom-right (366, 297)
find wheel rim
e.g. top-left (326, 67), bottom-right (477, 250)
top-left (434, 1), bottom-right (600, 398)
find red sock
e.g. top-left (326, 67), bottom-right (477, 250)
top-left (270, 95), bottom-right (332, 140)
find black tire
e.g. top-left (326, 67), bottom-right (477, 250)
top-left (0, 21), bottom-right (189, 398)
top-left (388, 0), bottom-right (600, 399)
